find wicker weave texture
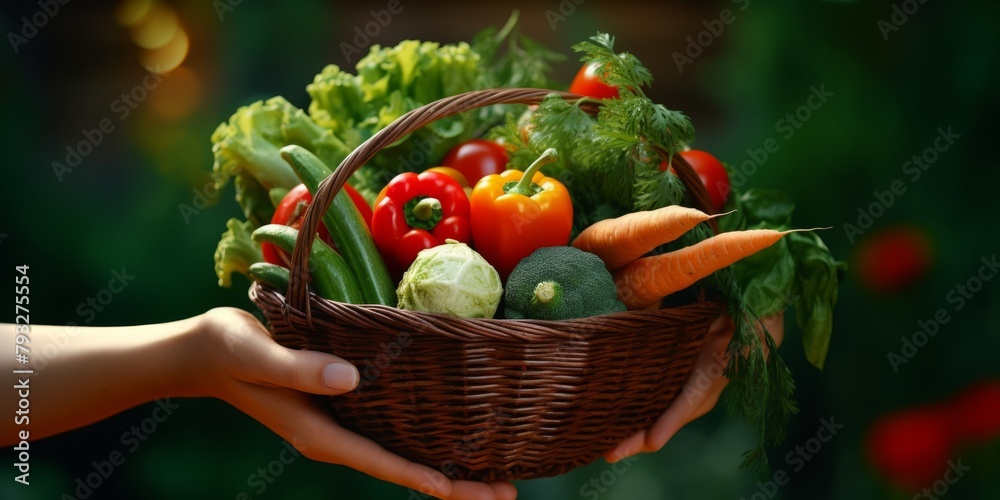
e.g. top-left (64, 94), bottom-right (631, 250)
top-left (253, 285), bottom-right (723, 480)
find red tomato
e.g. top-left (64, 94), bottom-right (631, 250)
top-left (262, 183), bottom-right (372, 268)
top-left (866, 405), bottom-right (957, 490)
top-left (660, 149), bottom-right (730, 212)
top-left (568, 63), bottom-right (619, 99)
top-left (855, 226), bottom-right (932, 294)
top-left (441, 139), bottom-right (509, 185)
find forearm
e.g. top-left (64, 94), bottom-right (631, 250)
top-left (1, 315), bottom-right (207, 445)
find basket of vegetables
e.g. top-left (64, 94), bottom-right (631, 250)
top-left (212, 18), bottom-right (844, 482)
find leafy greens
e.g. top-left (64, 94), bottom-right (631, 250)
top-left (210, 13), bottom-right (562, 288)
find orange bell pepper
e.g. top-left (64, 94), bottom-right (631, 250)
top-left (470, 148), bottom-right (573, 280)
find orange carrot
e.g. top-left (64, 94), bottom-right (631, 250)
top-left (572, 206), bottom-right (730, 271)
top-left (614, 228), bottom-right (813, 309)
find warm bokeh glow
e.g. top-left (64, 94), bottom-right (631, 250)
top-left (140, 29), bottom-right (189, 74)
top-left (149, 65), bottom-right (202, 121)
top-left (117, 0), bottom-right (189, 73)
top-left (130, 5), bottom-right (181, 50)
top-left (115, 0), bottom-right (152, 26)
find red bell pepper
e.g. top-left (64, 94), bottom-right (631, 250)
top-left (372, 171), bottom-right (472, 277)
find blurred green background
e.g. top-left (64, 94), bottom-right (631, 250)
top-left (2, 0), bottom-right (998, 498)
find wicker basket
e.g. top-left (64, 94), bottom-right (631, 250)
top-left (250, 88), bottom-right (727, 481)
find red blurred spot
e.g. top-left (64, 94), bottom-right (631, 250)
top-left (951, 380), bottom-right (1000, 442)
top-left (854, 225), bottom-right (932, 293)
top-left (866, 405), bottom-right (955, 490)
top-left (866, 379), bottom-right (1000, 490)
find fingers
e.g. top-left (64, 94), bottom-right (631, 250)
top-left (604, 430), bottom-right (647, 463)
top-left (648, 372), bottom-right (728, 451)
top-left (228, 384), bottom-right (455, 499)
top-left (488, 481), bottom-right (518, 500)
top-left (448, 480), bottom-right (517, 500)
top-left (606, 314), bottom-right (738, 463)
top-left (208, 309), bottom-right (360, 395)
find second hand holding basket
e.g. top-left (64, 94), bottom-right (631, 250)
top-left (251, 88), bottom-right (726, 481)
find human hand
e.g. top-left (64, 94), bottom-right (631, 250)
top-left (196, 307), bottom-right (517, 500)
top-left (604, 313), bottom-right (785, 462)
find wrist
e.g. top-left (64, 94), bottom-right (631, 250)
top-left (147, 312), bottom-right (213, 399)
top-left (187, 307), bottom-right (267, 401)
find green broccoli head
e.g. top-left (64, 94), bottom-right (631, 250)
top-left (504, 246), bottom-right (626, 320)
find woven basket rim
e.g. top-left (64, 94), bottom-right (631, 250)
top-left (251, 282), bottom-right (726, 343)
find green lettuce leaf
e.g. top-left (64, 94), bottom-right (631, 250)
top-left (306, 41), bottom-right (484, 201)
top-left (211, 96), bottom-right (353, 222)
top-left (214, 218), bottom-right (262, 288)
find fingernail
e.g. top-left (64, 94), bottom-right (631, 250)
top-left (323, 363), bottom-right (358, 391)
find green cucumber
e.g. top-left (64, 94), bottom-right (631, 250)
top-left (251, 224), bottom-right (363, 303)
top-left (280, 145), bottom-right (395, 306)
top-left (248, 262), bottom-right (291, 291)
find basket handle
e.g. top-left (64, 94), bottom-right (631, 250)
top-left (287, 88), bottom-right (717, 313)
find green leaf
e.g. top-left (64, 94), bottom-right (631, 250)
top-left (739, 188), bottom-right (796, 227)
top-left (732, 230), bottom-right (797, 318)
top-left (788, 232), bottom-right (848, 370)
top-left (211, 96), bottom-right (304, 192)
top-left (474, 12), bottom-right (565, 90)
top-left (724, 187), bottom-right (844, 370)
top-left (213, 218), bottom-right (262, 288)
top-left (234, 173), bottom-right (273, 228)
